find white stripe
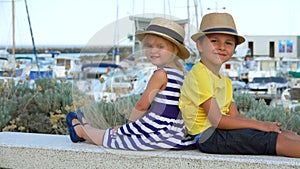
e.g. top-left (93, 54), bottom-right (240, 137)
top-left (159, 90), bottom-right (179, 97)
top-left (154, 97), bottom-right (178, 105)
top-left (102, 129), bottom-right (109, 147)
top-left (164, 68), bottom-right (184, 76)
top-left (115, 136), bottom-right (125, 149)
top-left (131, 134), bottom-right (153, 150)
top-left (122, 135), bottom-right (136, 150)
top-left (142, 115), bottom-right (167, 129)
top-left (110, 136), bottom-right (117, 149)
top-left (128, 122), bottom-right (143, 134)
top-left (118, 124), bottom-right (130, 135)
top-left (135, 120), bottom-right (154, 133)
top-left (168, 74), bottom-right (184, 83)
top-left (148, 112), bottom-right (178, 123)
top-left (166, 82), bottom-right (181, 89)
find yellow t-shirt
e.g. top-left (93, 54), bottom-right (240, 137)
top-left (179, 62), bottom-right (233, 135)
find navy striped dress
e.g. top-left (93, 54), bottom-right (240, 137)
top-left (102, 67), bottom-right (195, 150)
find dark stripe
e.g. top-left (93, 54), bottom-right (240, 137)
top-left (150, 102), bottom-right (180, 118)
top-left (132, 122), bottom-right (148, 135)
top-left (105, 129), bottom-right (112, 146)
top-left (126, 135), bottom-right (142, 150)
top-left (166, 70), bottom-right (184, 79)
top-left (120, 126), bottom-right (126, 134)
top-left (119, 135), bottom-right (128, 149)
top-left (203, 27), bottom-right (238, 34)
top-left (167, 79), bottom-right (182, 86)
top-left (164, 86), bottom-right (180, 93)
top-left (146, 25), bottom-right (184, 44)
top-left (115, 138), bottom-right (120, 149)
top-left (126, 123), bottom-right (135, 134)
top-left (143, 121), bottom-right (158, 131)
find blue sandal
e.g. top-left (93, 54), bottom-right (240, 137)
top-left (76, 109), bottom-right (89, 126)
top-left (66, 112), bottom-right (86, 143)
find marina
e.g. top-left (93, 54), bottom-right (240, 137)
top-left (0, 0), bottom-right (299, 134)
top-left (1, 49), bottom-right (299, 107)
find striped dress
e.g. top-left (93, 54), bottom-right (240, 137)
top-left (102, 67), bottom-right (195, 150)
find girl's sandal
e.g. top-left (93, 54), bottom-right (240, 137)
top-left (76, 109), bottom-right (89, 126)
top-left (66, 112), bottom-right (86, 143)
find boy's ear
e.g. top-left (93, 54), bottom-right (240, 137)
top-left (196, 40), bottom-right (203, 53)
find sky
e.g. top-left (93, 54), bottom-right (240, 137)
top-left (0, 0), bottom-right (299, 47)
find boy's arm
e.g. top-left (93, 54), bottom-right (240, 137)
top-left (201, 98), bottom-right (282, 133)
top-left (228, 102), bottom-right (244, 118)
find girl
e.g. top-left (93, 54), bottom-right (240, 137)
top-left (179, 12), bottom-right (300, 157)
top-left (66, 17), bottom-right (195, 150)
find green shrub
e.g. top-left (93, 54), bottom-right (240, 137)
top-left (234, 94), bottom-right (300, 134)
top-left (1, 79), bottom-right (299, 135)
top-left (1, 78), bottom-right (72, 134)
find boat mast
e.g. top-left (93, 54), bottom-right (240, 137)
top-left (194, 0), bottom-right (199, 30)
top-left (186, 0), bottom-right (190, 46)
top-left (112, 0), bottom-right (120, 64)
top-left (24, 0), bottom-right (40, 71)
top-left (11, 0), bottom-right (15, 60)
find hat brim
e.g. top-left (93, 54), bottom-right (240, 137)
top-left (136, 30), bottom-right (190, 59)
top-left (191, 31), bottom-right (245, 45)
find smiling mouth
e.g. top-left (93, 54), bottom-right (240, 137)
top-left (215, 52), bottom-right (226, 57)
top-left (150, 55), bottom-right (160, 59)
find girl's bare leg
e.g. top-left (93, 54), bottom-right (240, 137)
top-left (276, 132), bottom-right (300, 158)
top-left (72, 118), bottom-right (105, 146)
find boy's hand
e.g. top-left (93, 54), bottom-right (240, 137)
top-left (260, 121), bottom-right (282, 134)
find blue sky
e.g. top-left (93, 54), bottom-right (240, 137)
top-left (0, 0), bottom-right (299, 47)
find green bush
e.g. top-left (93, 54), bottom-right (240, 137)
top-left (0, 78), bottom-right (72, 134)
top-left (1, 79), bottom-right (299, 135)
top-left (234, 93), bottom-right (300, 134)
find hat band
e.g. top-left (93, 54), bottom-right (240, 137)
top-left (203, 27), bottom-right (238, 34)
top-left (146, 25), bottom-right (184, 44)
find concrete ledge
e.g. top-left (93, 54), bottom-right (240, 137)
top-left (1, 132), bottom-right (300, 169)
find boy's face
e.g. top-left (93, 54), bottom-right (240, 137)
top-left (197, 33), bottom-right (236, 65)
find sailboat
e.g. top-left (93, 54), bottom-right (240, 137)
top-left (2, 0), bottom-right (55, 81)
top-left (0, 0), bottom-right (24, 82)
top-left (0, 49), bottom-right (23, 79)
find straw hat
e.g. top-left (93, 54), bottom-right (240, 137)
top-left (191, 13), bottom-right (245, 45)
top-left (135, 17), bottom-right (190, 59)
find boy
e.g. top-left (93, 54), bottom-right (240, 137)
top-left (179, 12), bottom-right (300, 157)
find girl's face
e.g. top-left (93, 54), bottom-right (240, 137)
top-left (143, 34), bottom-right (178, 67)
top-left (197, 33), bottom-right (236, 65)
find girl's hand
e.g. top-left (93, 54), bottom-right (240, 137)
top-left (112, 125), bottom-right (121, 134)
top-left (259, 121), bottom-right (282, 134)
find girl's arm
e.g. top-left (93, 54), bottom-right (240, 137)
top-left (128, 69), bottom-right (167, 122)
top-left (201, 98), bottom-right (282, 133)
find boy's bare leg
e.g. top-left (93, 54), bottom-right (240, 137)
top-left (281, 130), bottom-right (300, 141)
top-left (276, 132), bottom-right (300, 158)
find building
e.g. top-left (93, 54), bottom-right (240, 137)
top-left (245, 35), bottom-right (300, 58)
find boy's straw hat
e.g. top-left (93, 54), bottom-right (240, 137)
top-left (135, 17), bottom-right (190, 59)
top-left (191, 13), bottom-right (245, 45)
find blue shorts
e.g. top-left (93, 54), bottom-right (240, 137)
top-left (195, 127), bottom-right (278, 155)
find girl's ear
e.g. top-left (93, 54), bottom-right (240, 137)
top-left (174, 46), bottom-right (179, 55)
